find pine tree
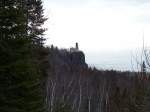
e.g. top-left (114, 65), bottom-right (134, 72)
top-left (26, 0), bottom-right (47, 45)
top-left (141, 61), bottom-right (146, 78)
top-left (0, 0), bottom-right (48, 112)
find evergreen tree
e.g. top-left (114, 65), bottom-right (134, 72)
top-left (0, 0), bottom-right (48, 112)
top-left (26, 0), bottom-right (47, 45)
top-left (141, 61), bottom-right (146, 77)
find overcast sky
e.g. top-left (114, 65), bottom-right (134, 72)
top-left (43, 0), bottom-right (150, 71)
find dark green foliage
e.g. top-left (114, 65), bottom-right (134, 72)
top-left (26, 0), bottom-right (47, 45)
top-left (0, 0), bottom-right (48, 112)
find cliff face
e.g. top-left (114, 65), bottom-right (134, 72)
top-left (70, 51), bottom-right (86, 67)
top-left (48, 47), bottom-right (88, 72)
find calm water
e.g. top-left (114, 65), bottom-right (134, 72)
top-left (85, 50), bottom-right (143, 71)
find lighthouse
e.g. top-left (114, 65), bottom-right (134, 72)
top-left (76, 42), bottom-right (79, 50)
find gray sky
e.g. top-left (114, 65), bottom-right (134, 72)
top-left (43, 0), bottom-right (150, 71)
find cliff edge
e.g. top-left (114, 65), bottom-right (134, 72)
top-left (48, 43), bottom-right (88, 72)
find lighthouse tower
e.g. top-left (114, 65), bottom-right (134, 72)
top-left (76, 42), bottom-right (79, 50)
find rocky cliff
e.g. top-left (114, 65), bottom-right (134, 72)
top-left (48, 46), bottom-right (88, 72)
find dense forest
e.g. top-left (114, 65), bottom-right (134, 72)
top-left (47, 46), bottom-right (150, 112)
top-left (0, 0), bottom-right (150, 112)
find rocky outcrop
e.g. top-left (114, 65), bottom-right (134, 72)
top-left (70, 51), bottom-right (87, 67)
top-left (48, 46), bottom-right (88, 72)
